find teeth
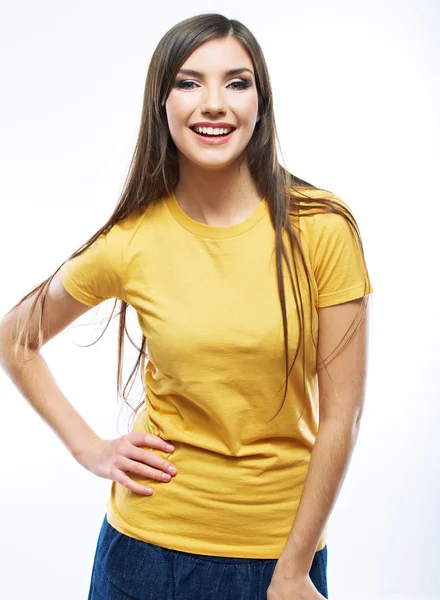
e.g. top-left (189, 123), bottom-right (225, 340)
top-left (193, 126), bottom-right (233, 135)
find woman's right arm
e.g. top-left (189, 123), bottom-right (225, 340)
top-left (0, 272), bottom-right (177, 495)
top-left (0, 271), bottom-right (102, 459)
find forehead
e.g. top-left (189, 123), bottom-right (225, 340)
top-left (179, 37), bottom-right (253, 71)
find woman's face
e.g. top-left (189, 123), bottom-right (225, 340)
top-left (165, 37), bottom-right (260, 171)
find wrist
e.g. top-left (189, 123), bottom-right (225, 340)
top-left (72, 435), bottom-right (103, 466)
top-left (274, 555), bottom-right (311, 582)
top-left (277, 540), bottom-right (314, 577)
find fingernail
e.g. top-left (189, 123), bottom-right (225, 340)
top-left (166, 444), bottom-right (175, 451)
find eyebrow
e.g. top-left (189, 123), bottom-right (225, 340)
top-left (177, 68), bottom-right (255, 78)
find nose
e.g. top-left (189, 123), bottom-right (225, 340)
top-left (201, 85), bottom-right (226, 115)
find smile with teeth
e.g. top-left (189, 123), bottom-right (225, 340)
top-left (191, 126), bottom-right (234, 136)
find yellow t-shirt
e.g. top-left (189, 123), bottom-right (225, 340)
top-left (60, 188), bottom-right (373, 558)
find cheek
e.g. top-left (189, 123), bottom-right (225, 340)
top-left (165, 97), bottom-right (184, 135)
top-left (166, 93), bottom-right (195, 132)
top-left (234, 95), bottom-right (259, 125)
top-left (249, 95), bottom-right (259, 118)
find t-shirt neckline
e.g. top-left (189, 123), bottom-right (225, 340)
top-left (165, 191), bottom-right (269, 239)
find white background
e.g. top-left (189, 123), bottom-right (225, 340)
top-left (0, 1), bottom-right (438, 599)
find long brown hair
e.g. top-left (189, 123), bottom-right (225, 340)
top-left (8, 13), bottom-right (371, 427)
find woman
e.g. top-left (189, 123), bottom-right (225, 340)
top-left (0, 13), bottom-right (373, 600)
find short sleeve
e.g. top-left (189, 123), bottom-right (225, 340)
top-left (306, 201), bottom-right (373, 308)
top-left (59, 224), bottom-right (126, 307)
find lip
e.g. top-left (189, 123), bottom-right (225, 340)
top-left (189, 122), bottom-right (236, 129)
top-left (190, 127), bottom-right (235, 146)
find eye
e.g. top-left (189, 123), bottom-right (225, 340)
top-left (175, 80), bottom-right (198, 89)
top-left (228, 79), bottom-right (251, 90)
top-left (174, 78), bottom-right (251, 90)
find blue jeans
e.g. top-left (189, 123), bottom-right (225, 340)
top-left (88, 515), bottom-right (328, 599)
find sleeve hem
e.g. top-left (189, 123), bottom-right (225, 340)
top-left (318, 283), bottom-right (373, 308)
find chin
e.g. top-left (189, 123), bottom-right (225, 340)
top-left (201, 153), bottom-right (245, 168)
top-left (190, 146), bottom-right (249, 166)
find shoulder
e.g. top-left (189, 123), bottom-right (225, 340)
top-left (110, 203), bottom-right (152, 236)
top-left (289, 186), bottom-right (354, 242)
top-left (291, 186), bottom-right (353, 221)
top-left (100, 201), bottom-right (157, 254)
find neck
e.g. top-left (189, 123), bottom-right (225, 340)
top-left (173, 154), bottom-right (262, 227)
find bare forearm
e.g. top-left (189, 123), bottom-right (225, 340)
top-left (279, 418), bottom-right (359, 574)
top-left (0, 345), bottom-right (101, 460)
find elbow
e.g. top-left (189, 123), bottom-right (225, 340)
top-left (0, 322), bottom-right (37, 367)
top-left (319, 410), bottom-right (363, 440)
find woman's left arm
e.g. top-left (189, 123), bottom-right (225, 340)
top-left (268, 296), bottom-right (371, 597)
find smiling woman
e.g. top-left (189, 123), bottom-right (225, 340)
top-left (165, 37), bottom-right (260, 168)
top-left (0, 11), bottom-right (373, 600)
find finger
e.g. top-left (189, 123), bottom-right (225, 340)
top-left (123, 444), bottom-right (177, 476)
top-left (117, 455), bottom-right (174, 482)
top-left (113, 469), bottom-right (154, 496)
top-left (128, 432), bottom-right (175, 452)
